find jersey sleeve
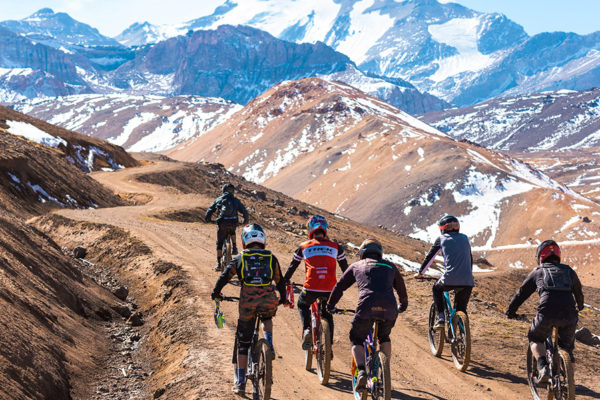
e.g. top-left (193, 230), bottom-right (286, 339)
top-left (393, 267), bottom-right (408, 311)
top-left (506, 269), bottom-right (537, 315)
top-left (571, 270), bottom-right (585, 311)
top-left (327, 264), bottom-right (356, 307)
top-left (283, 246), bottom-right (303, 283)
top-left (271, 255), bottom-right (287, 300)
top-left (419, 237), bottom-right (441, 275)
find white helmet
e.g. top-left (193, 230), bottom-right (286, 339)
top-left (241, 223), bottom-right (266, 248)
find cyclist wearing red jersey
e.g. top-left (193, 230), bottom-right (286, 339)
top-left (283, 215), bottom-right (348, 351)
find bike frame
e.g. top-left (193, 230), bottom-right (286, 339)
top-left (310, 299), bottom-right (324, 354)
top-left (443, 291), bottom-right (457, 339)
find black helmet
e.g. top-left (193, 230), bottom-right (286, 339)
top-left (536, 240), bottom-right (561, 264)
top-left (222, 183), bottom-right (235, 194)
top-left (439, 215), bottom-right (459, 233)
top-left (359, 238), bottom-right (383, 260)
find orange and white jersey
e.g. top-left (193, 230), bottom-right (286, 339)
top-left (284, 238), bottom-right (348, 292)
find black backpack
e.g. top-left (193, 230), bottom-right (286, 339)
top-left (219, 194), bottom-right (237, 218)
top-left (541, 264), bottom-right (573, 292)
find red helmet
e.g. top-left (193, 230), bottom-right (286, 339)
top-left (307, 215), bottom-right (327, 239)
top-left (536, 240), bottom-right (561, 264)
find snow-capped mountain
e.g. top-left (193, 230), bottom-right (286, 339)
top-left (166, 77), bottom-right (600, 248)
top-left (420, 87), bottom-right (600, 151)
top-left (117, 0), bottom-right (600, 106)
top-left (1, 8), bottom-right (119, 47)
top-left (11, 94), bottom-right (242, 152)
top-left (0, 9), bottom-right (132, 71)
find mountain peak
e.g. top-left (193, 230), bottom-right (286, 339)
top-left (32, 8), bottom-right (55, 17)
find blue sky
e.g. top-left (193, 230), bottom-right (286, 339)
top-left (0, 0), bottom-right (598, 37)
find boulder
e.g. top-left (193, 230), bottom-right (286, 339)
top-left (575, 327), bottom-right (600, 347)
top-left (73, 246), bottom-right (87, 259)
top-left (113, 286), bottom-right (129, 301)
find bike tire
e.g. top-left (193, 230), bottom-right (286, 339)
top-left (255, 339), bottom-right (273, 400)
top-left (451, 311), bottom-right (471, 372)
top-left (527, 345), bottom-right (553, 400)
top-left (316, 319), bottom-right (332, 385)
top-left (304, 348), bottom-right (312, 371)
top-left (557, 350), bottom-right (575, 400)
top-left (377, 352), bottom-right (392, 400)
top-left (428, 302), bottom-right (444, 357)
top-left (222, 237), bottom-right (232, 266)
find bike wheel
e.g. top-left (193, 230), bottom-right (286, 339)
top-left (527, 346), bottom-right (553, 400)
top-left (376, 352), bottom-right (392, 400)
top-left (555, 350), bottom-right (575, 400)
top-left (304, 338), bottom-right (313, 371)
top-left (255, 339), bottom-right (273, 400)
top-left (316, 319), bottom-right (331, 385)
top-left (451, 311), bottom-right (471, 371)
top-left (352, 374), bottom-right (368, 400)
top-left (428, 303), bottom-right (444, 356)
top-left (222, 238), bottom-right (232, 266)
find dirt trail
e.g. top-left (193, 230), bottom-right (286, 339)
top-left (56, 160), bottom-right (593, 400)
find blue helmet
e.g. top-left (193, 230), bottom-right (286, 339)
top-left (307, 215), bottom-right (327, 239)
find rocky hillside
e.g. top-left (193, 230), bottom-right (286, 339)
top-left (165, 77), bottom-right (600, 253)
top-left (420, 87), bottom-right (600, 151)
top-left (10, 94), bottom-right (242, 152)
top-left (1, 105), bottom-right (137, 172)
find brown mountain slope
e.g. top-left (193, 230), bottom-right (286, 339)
top-left (166, 78), bottom-right (600, 273)
top-left (42, 156), bottom-right (600, 399)
top-left (1, 105), bottom-right (137, 172)
top-left (0, 210), bottom-right (133, 400)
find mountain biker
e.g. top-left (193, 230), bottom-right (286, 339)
top-left (326, 238), bottom-right (408, 392)
top-left (415, 215), bottom-right (474, 330)
top-left (506, 240), bottom-right (584, 384)
top-left (211, 223), bottom-right (288, 395)
top-left (283, 214), bottom-right (348, 352)
top-left (205, 183), bottom-right (249, 271)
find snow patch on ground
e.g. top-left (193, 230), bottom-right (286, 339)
top-left (5, 120), bottom-right (67, 148)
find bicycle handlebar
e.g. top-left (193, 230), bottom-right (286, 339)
top-left (414, 273), bottom-right (439, 281)
top-left (330, 307), bottom-right (355, 315)
top-left (217, 295), bottom-right (240, 302)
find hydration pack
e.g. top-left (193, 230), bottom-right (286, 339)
top-left (219, 194), bottom-right (237, 219)
top-left (241, 250), bottom-right (273, 286)
top-left (541, 264), bottom-right (573, 292)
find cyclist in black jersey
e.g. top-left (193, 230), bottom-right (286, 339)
top-left (506, 240), bottom-right (584, 383)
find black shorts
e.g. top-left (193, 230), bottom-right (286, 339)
top-left (216, 221), bottom-right (237, 250)
top-left (528, 312), bottom-right (578, 352)
top-left (349, 316), bottom-right (396, 346)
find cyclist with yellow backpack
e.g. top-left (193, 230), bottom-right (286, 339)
top-left (211, 223), bottom-right (287, 395)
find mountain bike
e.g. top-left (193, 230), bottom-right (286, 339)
top-left (350, 318), bottom-right (391, 400)
top-left (417, 276), bottom-right (471, 371)
top-left (526, 326), bottom-right (575, 400)
top-left (214, 296), bottom-right (273, 400)
top-left (287, 283), bottom-right (354, 385)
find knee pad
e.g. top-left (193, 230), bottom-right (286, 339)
top-left (237, 319), bottom-right (254, 354)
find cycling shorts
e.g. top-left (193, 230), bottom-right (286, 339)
top-left (528, 312), bottom-right (578, 352)
top-left (350, 316), bottom-right (396, 346)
